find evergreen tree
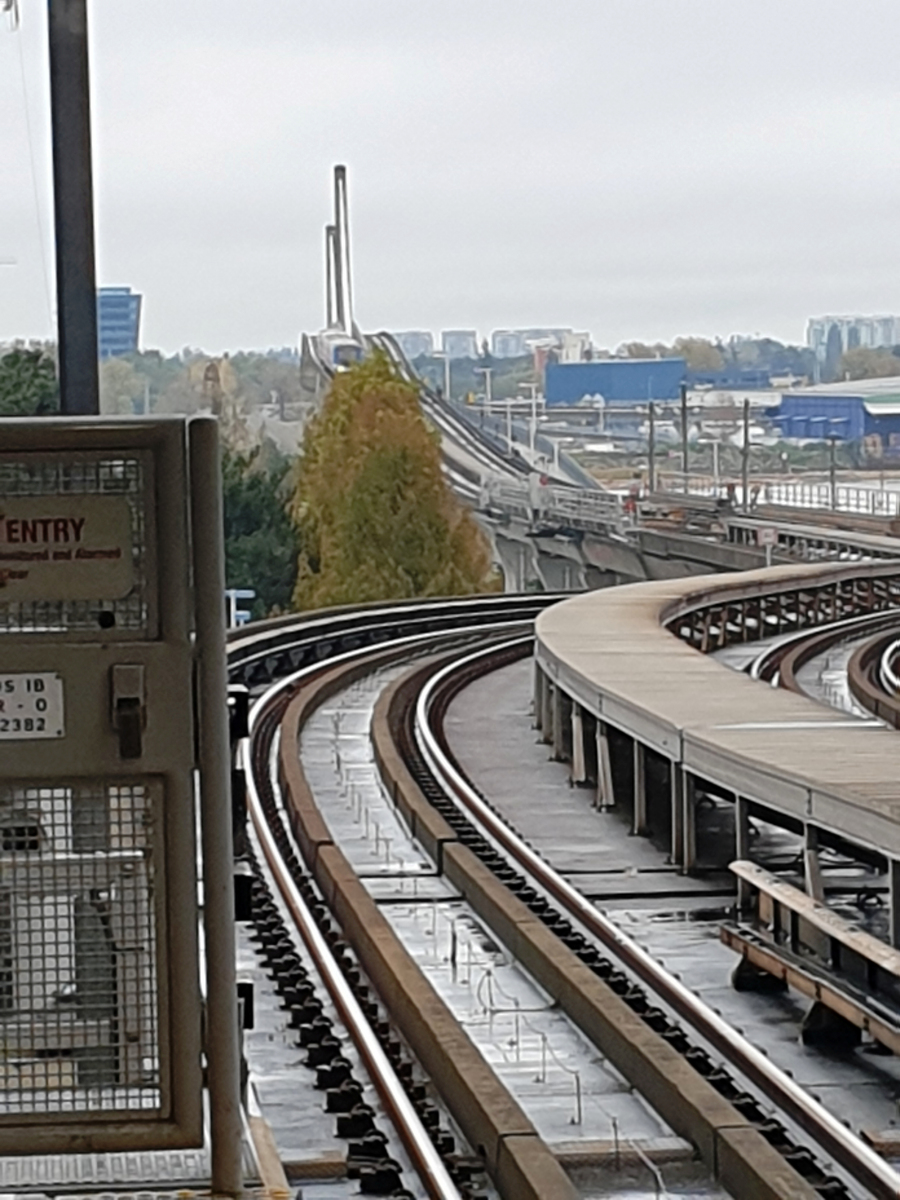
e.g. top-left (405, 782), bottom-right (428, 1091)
top-left (291, 353), bottom-right (494, 608)
top-left (223, 449), bottom-right (299, 618)
top-left (0, 348), bottom-right (59, 415)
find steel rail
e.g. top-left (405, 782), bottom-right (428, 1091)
top-left (245, 662), bottom-right (464, 1200)
top-left (879, 638), bottom-right (900, 696)
top-left (227, 592), bottom-right (562, 676)
top-left (747, 607), bottom-right (900, 685)
top-left (414, 637), bottom-right (900, 1200)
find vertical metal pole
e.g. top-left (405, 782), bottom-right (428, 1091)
top-left (680, 383), bottom-right (689, 491)
top-left (48, 0), bottom-right (99, 415)
top-left (189, 418), bottom-right (244, 1197)
top-left (741, 398), bottom-right (751, 512)
top-left (829, 437), bottom-right (837, 510)
top-left (444, 355), bottom-right (451, 403)
top-left (647, 401), bottom-right (656, 493)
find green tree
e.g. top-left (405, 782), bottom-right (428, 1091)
top-left (838, 347), bottom-right (900, 381)
top-left (0, 347), bottom-right (59, 414)
top-left (99, 356), bottom-right (143, 415)
top-left (223, 450), bottom-right (300, 618)
top-left (617, 340), bottom-right (669, 359)
top-left (291, 352), bottom-right (494, 608)
top-left (671, 337), bottom-right (725, 372)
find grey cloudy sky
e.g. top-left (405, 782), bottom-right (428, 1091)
top-left (2, 1), bottom-right (899, 354)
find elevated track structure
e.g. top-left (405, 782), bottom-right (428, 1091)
top-left (220, 560), bottom-right (900, 1199)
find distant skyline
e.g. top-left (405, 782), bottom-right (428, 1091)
top-left (3, 2), bottom-right (900, 355)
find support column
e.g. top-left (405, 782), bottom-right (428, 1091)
top-left (596, 722), bottom-right (614, 810)
top-left (682, 772), bottom-right (697, 874)
top-left (532, 664), bottom-right (543, 732)
top-left (670, 762), bottom-right (684, 867)
top-left (632, 739), bottom-right (646, 835)
top-left (735, 795), bottom-right (752, 908)
top-left (551, 685), bottom-right (564, 760)
top-left (540, 673), bottom-right (553, 745)
top-left (890, 860), bottom-right (900, 950)
top-left (804, 825), bottom-right (825, 902)
top-left (571, 704), bottom-right (587, 784)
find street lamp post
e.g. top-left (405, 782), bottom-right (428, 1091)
top-left (519, 382), bottom-right (540, 454)
top-left (741, 398), bottom-right (751, 511)
top-left (432, 351), bottom-right (451, 402)
top-left (475, 366), bottom-right (493, 407)
top-left (829, 436), bottom-right (838, 510)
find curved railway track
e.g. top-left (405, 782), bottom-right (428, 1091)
top-left (226, 588), bottom-right (900, 1200)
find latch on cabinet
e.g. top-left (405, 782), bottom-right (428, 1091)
top-left (110, 664), bottom-right (146, 759)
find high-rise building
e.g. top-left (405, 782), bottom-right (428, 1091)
top-left (491, 328), bottom-right (573, 358)
top-left (441, 330), bottom-right (479, 360)
top-left (393, 331), bottom-right (434, 360)
top-left (807, 315), bottom-right (900, 363)
top-left (97, 287), bottom-right (142, 359)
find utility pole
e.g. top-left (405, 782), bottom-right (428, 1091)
top-left (433, 351), bottom-right (450, 402)
top-left (741, 398), bottom-right (751, 511)
top-left (829, 436), bottom-right (838, 510)
top-left (647, 402), bottom-right (656, 493)
top-left (680, 384), bottom-right (689, 492)
top-left (48, 0), bottom-right (100, 415)
top-left (476, 366), bottom-right (493, 406)
top-left (519, 382), bottom-right (539, 454)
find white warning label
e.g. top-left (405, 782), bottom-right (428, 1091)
top-left (0, 673), bottom-right (64, 739)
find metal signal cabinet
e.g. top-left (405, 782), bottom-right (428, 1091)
top-left (0, 418), bottom-right (210, 1154)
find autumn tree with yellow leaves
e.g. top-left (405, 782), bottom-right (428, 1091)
top-left (291, 353), bottom-right (495, 608)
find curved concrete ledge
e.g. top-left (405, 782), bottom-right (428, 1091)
top-left (534, 562), bottom-right (900, 869)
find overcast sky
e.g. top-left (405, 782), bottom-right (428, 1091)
top-left (2, 1), bottom-right (900, 354)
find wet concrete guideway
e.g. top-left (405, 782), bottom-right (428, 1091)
top-left (298, 661), bottom-right (727, 1198)
top-left (442, 657), bottom-right (900, 1150)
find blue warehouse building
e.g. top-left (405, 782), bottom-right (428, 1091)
top-left (769, 378), bottom-right (900, 453)
top-left (97, 286), bottom-right (142, 359)
top-left (545, 357), bottom-right (685, 407)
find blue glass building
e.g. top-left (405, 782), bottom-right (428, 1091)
top-left (97, 287), bottom-right (142, 359)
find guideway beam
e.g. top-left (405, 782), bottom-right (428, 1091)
top-left (723, 861), bottom-right (900, 1054)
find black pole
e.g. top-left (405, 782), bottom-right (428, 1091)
top-left (679, 383), bottom-right (689, 491)
top-left (829, 437), bottom-right (837, 510)
top-left (49, 0), bottom-right (99, 415)
top-left (647, 402), bottom-right (656, 493)
top-left (741, 398), bottom-right (751, 511)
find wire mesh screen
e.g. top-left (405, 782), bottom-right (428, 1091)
top-left (0, 454), bottom-right (150, 635)
top-left (0, 779), bottom-right (161, 1117)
